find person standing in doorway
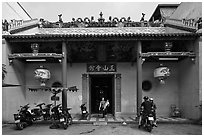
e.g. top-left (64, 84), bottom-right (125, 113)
top-left (99, 97), bottom-right (106, 117)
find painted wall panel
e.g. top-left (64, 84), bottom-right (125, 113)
top-left (117, 63), bottom-right (137, 115)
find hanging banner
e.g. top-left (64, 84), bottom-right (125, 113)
top-left (87, 63), bottom-right (117, 72)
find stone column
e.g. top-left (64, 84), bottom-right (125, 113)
top-left (137, 41), bottom-right (142, 115)
top-left (62, 41), bottom-right (67, 109)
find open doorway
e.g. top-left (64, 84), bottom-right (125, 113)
top-left (90, 74), bottom-right (114, 115)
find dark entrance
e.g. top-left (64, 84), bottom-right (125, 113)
top-left (90, 74), bottom-right (114, 115)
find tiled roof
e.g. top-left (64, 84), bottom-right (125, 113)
top-left (3, 27), bottom-right (201, 39)
top-left (160, 7), bottom-right (177, 19)
top-left (36, 27), bottom-right (166, 35)
top-left (170, 2), bottom-right (201, 20)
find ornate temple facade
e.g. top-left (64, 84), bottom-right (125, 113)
top-left (2, 2), bottom-right (202, 122)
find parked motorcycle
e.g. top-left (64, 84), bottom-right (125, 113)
top-left (139, 111), bottom-right (154, 132)
top-left (31, 103), bottom-right (45, 121)
top-left (80, 103), bottom-right (89, 120)
top-left (42, 103), bottom-right (52, 120)
top-left (59, 106), bottom-right (73, 129)
top-left (13, 104), bottom-right (33, 130)
top-left (49, 104), bottom-right (61, 129)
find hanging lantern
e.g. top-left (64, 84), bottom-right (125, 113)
top-left (154, 64), bottom-right (170, 84)
top-left (34, 66), bottom-right (51, 86)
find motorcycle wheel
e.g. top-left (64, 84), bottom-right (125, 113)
top-left (147, 126), bottom-right (152, 132)
top-left (27, 120), bottom-right (33, 126)
top-left (63, 122), bottom-right (68, 130)
top-left (16, 123), bottom-right (24, 130)
top-left (68, 117), bottom-right (73, 125)
top-left (43, 116), bottom-right (47, 121)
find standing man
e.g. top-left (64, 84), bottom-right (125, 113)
top-left (99, 97), bottom-right (106, 117)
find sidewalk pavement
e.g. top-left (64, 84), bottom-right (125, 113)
top-left (71, 114), bottom-right (197, 124)
top-left (3, 114), bottom-right (199, 127)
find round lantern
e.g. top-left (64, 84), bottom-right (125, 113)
top-left (34, 66), bottom-right (51, 86)
top-left (154, 64), bottom-right (170, 84)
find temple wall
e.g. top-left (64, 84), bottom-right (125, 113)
top-left (117, 63), bottom-right (137, 115)
top-left (142, 62), bottom-right (179, 117)
top-left (178, 39), bottom-right (201, 120)
top-left (2, 40), bottom-right (26, 122)
top-left (2, 39), bottom-right (201, 122)
top-left (25, 63), bottom-right (137, 115)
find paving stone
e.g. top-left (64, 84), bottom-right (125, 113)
top-left (115, 117), bottom-right (123, 121)
top-left (93, 122), bottom-right (107, 125)
top-left (90, 117), bottom-right (96, 121)
top-left (99, 118), bottom-right (105, 121)
top-left (107, 118), bottom-right (114, 121)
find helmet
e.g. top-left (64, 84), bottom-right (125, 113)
top-left (143, 96), bottom-right (149, 100)
top-left (149, 98), bottom-right (153, 101)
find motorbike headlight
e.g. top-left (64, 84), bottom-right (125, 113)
top-left (14, 114), bottom-right (20, 119)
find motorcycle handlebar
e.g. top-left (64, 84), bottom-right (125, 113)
top-left (36, 103), bottom-right (46, 107)
top-left (54, 104), bottom-right (61, 108)
top-left (20, 103), bottom-right (29, 108)
top-left (45, 103), bottom-right (52, 107)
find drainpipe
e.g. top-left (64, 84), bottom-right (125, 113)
top-left (62, 41), bottom-right (67, 109)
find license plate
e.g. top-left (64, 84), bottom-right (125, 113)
top-left (15, 119), bottom-right (20, 123)
top-left (148, 117), bottom-right (154, 121)
top-left (60, 118), bottom-right (65, 122)
top-left (83, 111), bottom-right (86, 113)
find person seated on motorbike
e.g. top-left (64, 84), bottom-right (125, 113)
top-left (138, 96), bottom-right (152, 128)
top-left (80, 103), bottom-right (88, 119)
top-left (149, 97), bottom-right (157, 127)
top-left (99, 97), bottom-right (106, 118)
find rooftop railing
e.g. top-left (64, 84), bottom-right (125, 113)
top-left (2, 19), bottom-right (23, 31)
top-left (38, 12), bottom-right (163, 28)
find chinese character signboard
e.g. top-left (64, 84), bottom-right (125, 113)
top-left (87, 64), bottom-right (117, 72)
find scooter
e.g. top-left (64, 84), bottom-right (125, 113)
top-left (31, 103), bottom-right (45, 121)
top-left (42, 103), bottom-right (52, 120)
top-left (13, 104), bottom-right (33, 130)
top-left (49, 104), bottom-right (61, 129)
top-left (59, 106), bottom-right (73, 129)
top-left (139, 111), bottom-right (154, 132)
top-left (80, 103), bottom-right (89, 120)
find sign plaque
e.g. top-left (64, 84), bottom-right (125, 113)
top-left (87, 63), bottom-right (116, 72)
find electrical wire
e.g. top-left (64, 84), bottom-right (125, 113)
top-left (17, 2), bottom-right (32, 20)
